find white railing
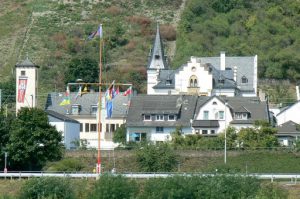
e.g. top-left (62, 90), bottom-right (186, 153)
top-left (0, 172), bottom-right (299, 183)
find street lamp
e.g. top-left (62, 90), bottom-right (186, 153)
top-left (4, 152), bottom-right (8, 173)
top-left (224, 102), bottom-right (228, 164)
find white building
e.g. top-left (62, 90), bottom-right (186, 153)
top-left (276, 101), bottom-right (300, 126)
top-left (147, 25), bottom-right (257, 97)
top-left (15, 57), bottom-right (39, 113)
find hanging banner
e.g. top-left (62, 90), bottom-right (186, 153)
top-left (18, 78), bottom-right (28, 103)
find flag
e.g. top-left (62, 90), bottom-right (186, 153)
top-left (106, 100), bottom-right (113, 118)
top-left (112, 85), bottom-right (119, 99)
top-left (88, 24), bottom-right (103, 39)
top-left (75, 85), bottom-right (82, 99)
top-left (123, 86), bottom-right (132, 96)
top-left (60, 86), bottom-right (71, 106)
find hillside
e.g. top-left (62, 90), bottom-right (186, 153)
top-left (0, 0), bottom-right (299, 107)
top-left (0, 0), bottom-right (183, 106)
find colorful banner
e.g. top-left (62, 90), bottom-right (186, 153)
top-left (18, 78), bottom-right (28, 103)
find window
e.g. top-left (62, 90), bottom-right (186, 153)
top-left (203, 111), bottom-right (209, 120)
top-left (155, 55), bottom-right (160, 59)
top-left (156, 115), bottom-right (164, 121)
top-left (211, 130), bottom-right (215, 134)
top-left (106, 124), bottom-right (109, 132)
top-left (21, 70), bottom-right (26, 76)
top-left (235, 113), bottom-right (248, 120)
top-left (90, 124), bottom-right (97, 132)
top-left (195, 129), bottom-right (200, 134)
top-left (189, 75), bottom-right (198, 87)
top-left (241, 76), bottom-right (248, 83)
top-left (219, 111), bottom-right (224, 120)
top-left (168, 115), bottom-right (175, 121)
top-left (144, 115), bottom-right (151, 121)
top-left (166, 79), bottom-right (172, 85)
top-left (218, 79), bottom-right (225, 84)
top-left (212, 101), bottom-right (217, 105)
top-left (130, 133), bottom-right (146, 142)
top-left (91, 105), bottom-right (98, 115)
top-left (156, 127), bottom-right (164, 133)
top-left (111, 124), bottom-right (115, 132)
top-left (71, 105), bottom-right (80, 115)
top-left (202, 130), bottom-right (208, 134)
top-left (85, 123), bottom-right (89, 132)
top-left (80, 123), bottom-right (83, 132)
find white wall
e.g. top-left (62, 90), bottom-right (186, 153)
top-left (276, 102), bottom-right (300, 125)
top-left (195, 97), bottom-right (232, 134)
top-left (16, 66), bottom-right (38, 113)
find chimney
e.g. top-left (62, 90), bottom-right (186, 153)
top-left (233, 66), bottom-right (237, 82)
top-left (296, 86), bottom-right (300, 101)
top-left (220, 51), bottom-right (225, 71)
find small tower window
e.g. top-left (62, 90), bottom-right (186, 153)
top-left (189, 75), bottom-right (198, 87)
top-left (155, 55), bottom-right (160, 59)
top-left (241, 76), bottom-right (248, 83)
top-left (21, 71), bottom-right (26, 76)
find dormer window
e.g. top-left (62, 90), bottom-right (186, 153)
top-left (235, 112), bottom-right (248, 120)
top-left (71, 105), bottom-right (80, 115)
top-left (156, 115), bottom-right (164, 121)
top-left (168, 115), bottom-right (175, 121)
top-left (166, 79), bottom-right (172, 85)
top-left (91, 105), bottom-right (98, 115)
top-left (241, 76), bottom-right (248, 83)
top-left (218, 79), bottom-right (225, 84)
top-left (155, 55), bottom-right (160, 59)
top-left (144, 115), bottom-right (151, 121)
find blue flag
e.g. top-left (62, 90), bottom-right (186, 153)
top-left (106, 100), bottom-right (113, 118)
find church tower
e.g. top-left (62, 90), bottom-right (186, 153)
top-left (147, 23), bottom-right (169, 94)
top-left (15, 56), bottom-right (39, 113)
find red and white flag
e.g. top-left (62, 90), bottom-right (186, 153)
top-left (123, 86), bottom-right (132, 96)
top-left (17, 78), bottom-right (28, 103)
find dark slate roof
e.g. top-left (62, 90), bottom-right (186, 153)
top-left (46, 110), bottom-right (79, 123)
top-left (192, 120), bottom-right (219, 128)
top-left (147, 23), bottom-right (169, 70)
top-left (153, 70), bottom-right (176, 89)
top-left (199, 56), bottom-right (255, 92)
top-left (45, 92), bottom-right (129, 118)
top-left (15, 57), bottom-right (40, 68)
top-left (277, 120), bottom-right (300, 134)
top-left (225, 97), bottom-right (269, 124)
top-left (127, 95), bottom-right (198, 127)
top-left (235, 106), bottom-right (250, 113)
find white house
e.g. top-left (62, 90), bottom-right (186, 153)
top-left (45, 92), bottom-right (130, 149)
top-left (46, 110), bottom-right (80, 149)
top-left (276, 101), bottom-right (300, 125)
top-left (147, 25), bottom-right (257, 97)
top-left (126, 95), bottom-right (269, 142)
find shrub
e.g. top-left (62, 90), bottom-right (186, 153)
top-left (89, 174), bottom-right (138, 199)
top-left (45, 158), bottom-right (85, 172)
top-left (18, 177), bottom-right (75, 199)
top-left (135, 143), bottom-right (178, 172)
top-left (160, 25), bottom-right (177, 41)
top-left (256, 182), bottom-right (288, 199)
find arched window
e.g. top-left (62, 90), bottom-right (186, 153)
top-left (241, 76), bottom-right (248, 83)
top-left (189, 75), bottom-right (198, 87)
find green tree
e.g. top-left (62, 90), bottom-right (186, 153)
top-left (113, 124), bottom-right (126, 144)
top-left (0, 111), bottom-right (14, 166)
top-left (65, 56), bottom-right (99, 84)
top-left (136, 143), bottom-right (178, 172)
top-left (19, 177), bottom-right (75, 199)
top-left (89, 174), bottom-right (138, 199)
top-left (7, 108), bottom-right (63, 170)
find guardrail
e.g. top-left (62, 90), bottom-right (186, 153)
top-left (0, 172), bottom-right (299, 183)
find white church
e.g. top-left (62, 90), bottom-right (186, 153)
top-left (147, 24), bottom-right (258, 97)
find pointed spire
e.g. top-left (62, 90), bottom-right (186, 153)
top-left (15, 54), bottom-right (39, 68)
top-left (147, 22), bottom-right (168, 70)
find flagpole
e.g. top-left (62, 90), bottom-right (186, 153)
top-left (97, 24), bottom-right (102, 174)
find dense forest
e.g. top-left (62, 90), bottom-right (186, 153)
top-left (173, 0), bottom-right (300, 80)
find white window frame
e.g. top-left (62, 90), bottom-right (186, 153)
top-left (71, 105), bottom-right (80, 115)
top-left (91, 105), bottom-right (98, 115)
top-left (219, 111), bottom-right (225, 120)
top-left (203, 111), bottom-right (209, 120)
top-left (156, 115), bottom-right (164, 121)
top-left (156, 126), bottom-right (164, 133)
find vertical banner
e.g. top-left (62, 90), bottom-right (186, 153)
top-left (18, 78), bottom-right (28, 103)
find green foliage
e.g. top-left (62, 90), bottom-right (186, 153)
top-left (135, 143), bottom-right (178, 172)
top-left (45, 158), bottom-right (85, 172)
top-left (7, 108), bottom-right (63, 170)
top-left (0, 79), bottom-right (15, 105)
top-left (175, 0), bottom-right (300, 80)
top-left (18, 177), bottom-right (75, 199)
top-left (113, 124), bottom-right (126, 144)
top-left (140, 175), bottom-right (261, 199)
top-left (89, 174), bottom-right (138, 199)
top-left (65, 56), bottom-right (99, 84)
top-left (256, 182), bottom-right (288, 199)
